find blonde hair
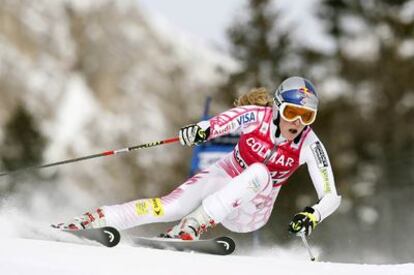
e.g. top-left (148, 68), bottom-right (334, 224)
top-left (234, 87), bottom-right (273, 107)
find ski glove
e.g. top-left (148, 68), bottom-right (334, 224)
top-left (288, 207), bottom-right (319, 236)
top-left (179, 122), bottom-right (210, 146)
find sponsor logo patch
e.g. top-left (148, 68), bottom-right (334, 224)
top-left (234, 148), bottom-right (247, 169)
top-left (320, 168), bottom-right (331, 193)
top-left (151, 198), bottom-right (164, 217)
top-left (248, 177), bottom-right (261, 193)
top-left (237, 112), bottom-right (256, 126)
top-left (212, 122), bottom-right (236, 137)
top-left (135, 200), bottom-right (149, 216)
top-left (311, 142), bottom-right (329, 168)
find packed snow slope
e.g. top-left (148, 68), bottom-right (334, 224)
top-left (1, 236), bottom-right (413, 275)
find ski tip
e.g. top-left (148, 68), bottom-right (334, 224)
top-left (102, 227), bottom-right (121, 247)
top-left (54, 225), bottom-right (121, 248)
top-left (215, 236), bottom-right (236, 255)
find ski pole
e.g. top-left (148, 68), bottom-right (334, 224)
top-left (299, 232), bottom-right (316, 261)
top-left (0, 137), bottom-right (179, 177)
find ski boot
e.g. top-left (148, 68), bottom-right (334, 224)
top-left (161, 206), bottom-right (216, 240)
top-left (53, 208), bottom-right (107, 230)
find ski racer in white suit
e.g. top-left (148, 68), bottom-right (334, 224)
top-left (56, 76), bottom-right (341, 241)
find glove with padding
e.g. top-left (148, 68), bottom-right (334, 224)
top-left (288, 207), bottom-right (319, 236)
top-left (179, 122), bottom-right (210, 146)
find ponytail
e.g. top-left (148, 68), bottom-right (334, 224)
top-left (234, 87), bottom-right (273, 107)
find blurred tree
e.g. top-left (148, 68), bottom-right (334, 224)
top-left (0, 104), bottom-right (47, 192)
top-left (220, 0), bottom-right (414, 263)
top-left (218, 0), bottom-right (293, 105)
top-left (316, 0), bottom-right (414, 262)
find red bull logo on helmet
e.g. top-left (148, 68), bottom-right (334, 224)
top-left (274, 76), bottom-right (319, 110)
top-left (299, 87), bottom-right (312, 96)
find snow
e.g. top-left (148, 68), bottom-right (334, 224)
top-left (0, 236), bottom-right (413, 275)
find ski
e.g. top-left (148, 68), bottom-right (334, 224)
top-left (132, 236), bottom-right (236, 255)
top-left (53, 226), bottom-right (121, 248)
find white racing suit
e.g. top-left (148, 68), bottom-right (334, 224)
top-left (102, 106), bottom-right (341, 232)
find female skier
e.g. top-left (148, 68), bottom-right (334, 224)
top-left (55, 76), bottom-right (341, 240)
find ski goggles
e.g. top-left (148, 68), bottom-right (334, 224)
top-left (279, 103), bottom-right (317, 125)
